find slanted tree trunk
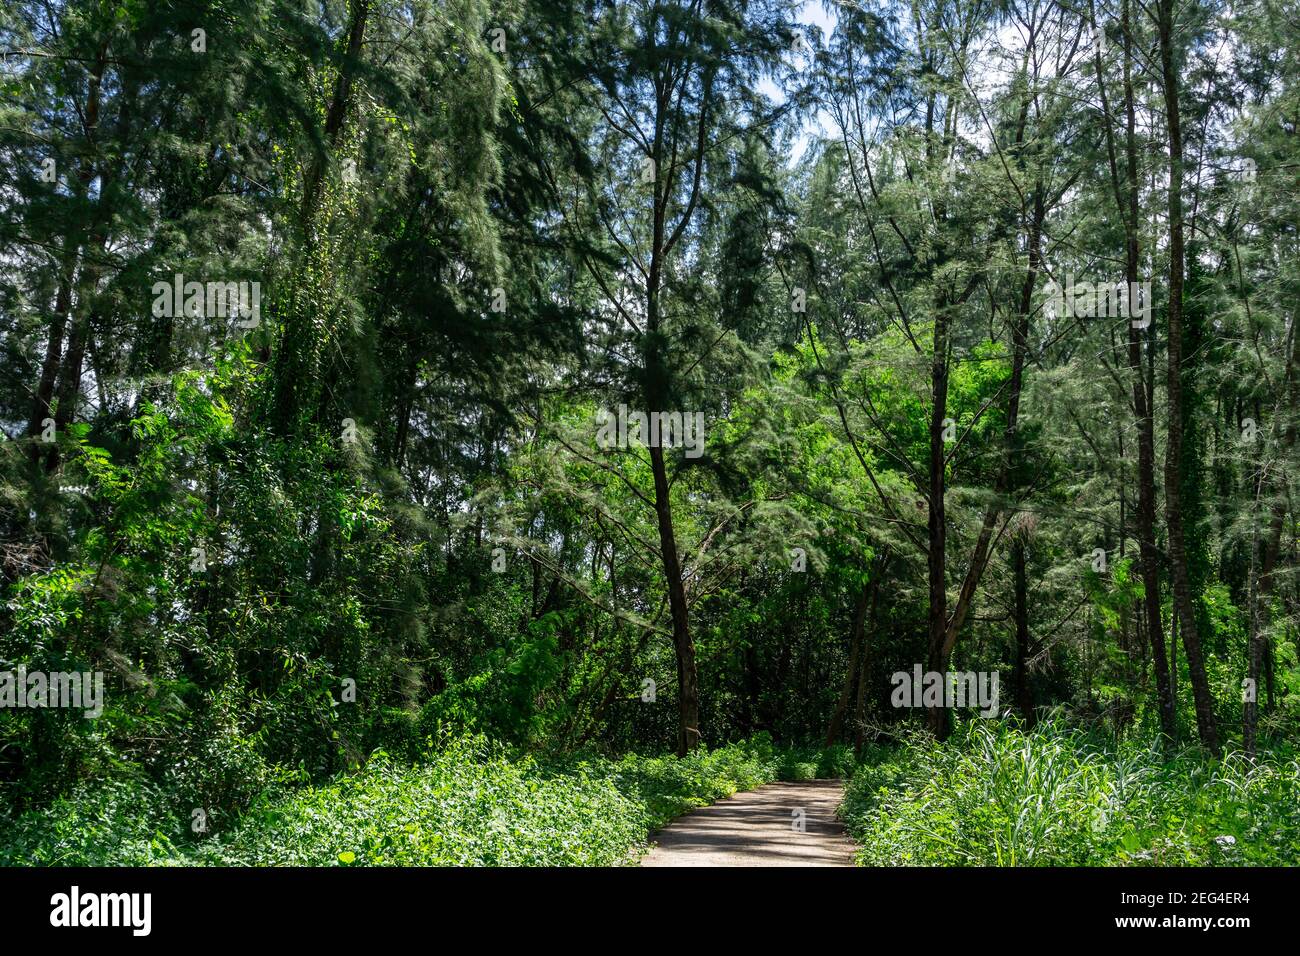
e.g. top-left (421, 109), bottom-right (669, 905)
top-left (27, 249), bottom-right (78, 461)
top-left (929, 97), bottom-right (1045, 724)
top-left (852, 634), bottom-right (872, 755)
top-left (271, 0), bottom-right (371, 436)
top-left (633, 39), bottom-right (719, 756)
top-left (649, 442), bottom-right (700, 756)
top-left (645, 175), bottom-right (700, 752)
top-left (43, 233), bottom-right (107, 473)
top-left (852, 557), bottom-right (890, 753)
top-left (30, 42), bottom-right (109, 468)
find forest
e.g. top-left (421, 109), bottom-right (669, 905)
top-left (0, 0), bottom-right (1297, 869)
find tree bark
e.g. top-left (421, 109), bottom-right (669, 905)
top-left (935, 178), bottom-right (1042, 678)
top-left (1108, 0), bottom-right (1176, 741)
top-left (1157, 0), bottom-right (1219, 752)
top-left (925, 301), bottom-right (951, 738)
top-left (852, 556), bottom-right (889, 753)
top-left (826, 577), bottom-right (874, 745)
top-left (1245, 314), bottom-right (1299, 753)
top-left (1012, 539), bottom-right (1035, 725)
top-left (43, 232), bottom-right (106, 473)
top-left (26, 249), bottom-right (78, 460)
top-left (271, 0), bottom-right (371, 435)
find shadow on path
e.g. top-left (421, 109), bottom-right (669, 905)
top-left (640, 779), bottom-right (856, 867)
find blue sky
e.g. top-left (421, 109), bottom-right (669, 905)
top-left (760, 0), bottom-right (841, 162)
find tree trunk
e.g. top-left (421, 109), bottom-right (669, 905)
top-left (1158, 0), bottom-right (1219, 753)
top-left (1012, 539), bottom-right (1035, 725)
top-left (27, 249), bottom-right (78, 461)
top-left (30, 44), bottom-right (108, 466)
top-left (934, 191), bottom-right (1041, 681)
top-left (1114, 0), bottom-right (1176, 741)
top-left (852, 633), bottom-right (872, 755)
top-left (649, 444), bottom-right (699, 755)
top-left (925, 302), bottom-right (951, 738)
top-left (826, 578), bottom-right (874, 745)
top-left (852, 557), bottom-right (889, 753)
top-left (43, 236), bottom-right (105, 473)
top-left (271, 0), bottom-right (370, 435)
top-left (1245, 311), bottom-right (1299, 753)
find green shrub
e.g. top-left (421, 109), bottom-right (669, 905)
top-left (606, 739), bottom-right (780, 829)
top-left (781, 760), bottom-right (818, 781)
top-left (816, 744), bottom-right (857, 779)
top-left (193, 738), bottom-right (645, 866)
top-left (0, 734), bottom-right (853, 866)
top-left (196, 736), bottom-right (815, 865)
top-left (771, 742), bottom-right (856, 782)
top-left (0, 778), bottom-right (183, 866)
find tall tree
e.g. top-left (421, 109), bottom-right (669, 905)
top-left (1155, 0), bottom-right (1219, 752)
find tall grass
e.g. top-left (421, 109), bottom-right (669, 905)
top-left (842, 719), bottom-right (1300, 866)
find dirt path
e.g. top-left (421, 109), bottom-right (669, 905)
top-left (639, 779), bottom-right (857, 867)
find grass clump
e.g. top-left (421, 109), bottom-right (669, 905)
top-left (842, 719), bottom-right (1300, 866)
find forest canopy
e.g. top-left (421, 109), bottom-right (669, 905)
top-left (0, 0), bottom-right (1297, 867)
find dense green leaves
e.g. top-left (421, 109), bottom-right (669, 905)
top-left (0, 0), bottom-right (1297, 866)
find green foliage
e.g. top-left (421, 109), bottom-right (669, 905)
top-left (2, 0), bottom-right (1298, 869)
top-left (843, 721), bottom-right (1300, 866)
top-left (420, 617), bottom-right (568, 744)
top-left (194, 739), bottom-right (645, 867)
top-left (607, 737), bottom-right (792, 830)
top-left (0, 735), bottom-right (849, 866)
top-left (0, 778), bottom-right (182, 867)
